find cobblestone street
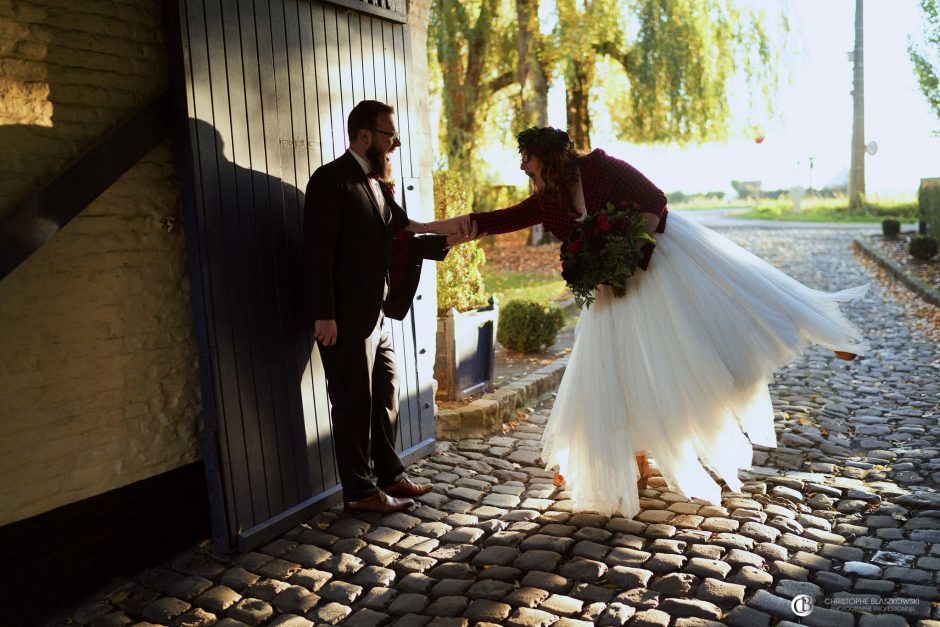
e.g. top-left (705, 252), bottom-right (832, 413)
top-left (55, 225), bottom-right (940, 627)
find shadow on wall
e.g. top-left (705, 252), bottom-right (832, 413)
top-left (186, 118), bottom-right (337, 514)
top-left (0, 1), bottom-right (169, 217)
top-left (0, 2), bottom-right (54, 214)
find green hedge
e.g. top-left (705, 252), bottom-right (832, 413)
top-left (434, 171), bottom-right (489, 315)
top-left (882, 219), bottom-right (901, 238)
top-left (920, 179), bottom-right (940, 239)
top-left (910, 234), bottom-right (939, 261)
top-left (497, 299), bottom-right (565, 353)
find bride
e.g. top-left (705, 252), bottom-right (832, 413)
top-left (411, 126), bottom-right (868, 518)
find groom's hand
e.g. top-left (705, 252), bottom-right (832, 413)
top-left (314, 319), bottom-right (337, 346)
top-left (446, 221), bottom-right (483, 246)
top-left (455, 214), bottom-right (472, 238)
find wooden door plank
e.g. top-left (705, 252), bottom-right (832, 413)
top-left (210, 0), bottom-right (280, 523)
top-left (186, 0), bottom-right (260, 530)
top-left (346, 12), bottom-right (365, 105)
top-left (176, 0), bottom-right (236, 548)
top-left (393, 24), bottom-right (414, 179)
top-left (300, 0), bottom-right (341, 493)
top-left (278, 0), bottom-right (319, 503)
top-left (323, 6), bottom-right (348, 160)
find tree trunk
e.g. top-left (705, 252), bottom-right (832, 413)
top-left (848, 0), bottom-right (865, 211)
top-left (435, 0), bottom-right (511, 178)
top-left (565, 59), bottom-right (593, 150)
top-left (515, 0), bottom-right (548, 128)
top-left (515, 0), bottom-right (549, 245)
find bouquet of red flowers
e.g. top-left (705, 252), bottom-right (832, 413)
top-left (560, 201), bottom-right (656, 308)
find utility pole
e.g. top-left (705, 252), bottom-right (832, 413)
top-left (848, 0), bottom-right (865, 211)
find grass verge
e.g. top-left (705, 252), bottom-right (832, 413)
top-left (481, 268), bottom-right (570, 305)
top-left (736, 196), bottom-right (918, 222)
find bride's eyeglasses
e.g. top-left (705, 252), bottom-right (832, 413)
top-left (520, 152), bottom-right (533, 165)
top-left (371, 128), bottom-right (401, 142)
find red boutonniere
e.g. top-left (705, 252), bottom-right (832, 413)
top-left (382, 178), bottom-right (397, 196)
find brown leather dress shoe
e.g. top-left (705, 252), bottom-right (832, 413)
top-left (344, 490), bottom-right (413, 514)
top-left (381, 478), bottom-right (432, 499)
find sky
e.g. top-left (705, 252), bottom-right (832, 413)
top-left (478, 0), bottom-right (939, 197)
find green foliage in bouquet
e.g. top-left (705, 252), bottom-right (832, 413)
top-left (881, 219), bottom-right (901, 239)
top-left (560, 202), bottom-right (656, 309)
top-left (497, 299), bottom-right (565, 353)
top-left (909, 234), bottom-right (939, 261)
top-left (433, 171), bottom-right (489, 315)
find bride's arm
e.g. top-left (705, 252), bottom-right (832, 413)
top-left (636, 212), bottom-right (659, 271)
top-left (638, 212), bottom-right (660, 235)
top-left (405, 215), bottom-right (471, 236)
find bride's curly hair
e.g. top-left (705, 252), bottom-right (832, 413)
top-left (517, 126), bottom-right (583, 217)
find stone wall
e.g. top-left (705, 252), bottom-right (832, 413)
top-left (0, 0), bottom-right (168, 209)
top-left (0, 0), bottom-right (202, 526)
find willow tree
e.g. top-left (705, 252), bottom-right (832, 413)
top-left (431, 0), bottom-right (517, 176)
top-left (555, 0), bottom-right (787, 148)
top-left (909, 0), bottom-right (940, 123)
top-left (515, 0), bottom-right (552, 129)
top-left (556, 0), bottom-right (597, 149)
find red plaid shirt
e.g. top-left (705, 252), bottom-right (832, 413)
top-left (470, 148), bottom-right (668, 269)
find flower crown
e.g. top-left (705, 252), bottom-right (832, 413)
top-left (517, 126), bottom-right (573, 156)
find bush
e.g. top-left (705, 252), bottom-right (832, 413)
top-left (497, 299), bottom-right (565, 353)
top-left (882, 219), bottom-right (901, 238)
top-left (919, 179), bottom-right (940, 239)
top-left (909, 235), bottom-right (939, 261)
top-left (434, 171), bottom-right (489, 315)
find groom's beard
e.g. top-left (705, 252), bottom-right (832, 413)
top-left (366, 143), bottom-right (391, 180)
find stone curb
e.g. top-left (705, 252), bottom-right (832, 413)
top-left (435, 298), bottom-right (578, 441)
top-left (853, 235), bottom-right (940, 308)
top-left (436, 356), bottom-right (568, 440)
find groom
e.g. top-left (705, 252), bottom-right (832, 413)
top-left (301, 100), bottom-right (474, 514)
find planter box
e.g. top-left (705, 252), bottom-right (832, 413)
top-left (434, 297), bottom-right (498, 401)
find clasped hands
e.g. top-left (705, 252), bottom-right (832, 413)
top-left (407, 214), bottom-right (483, 245)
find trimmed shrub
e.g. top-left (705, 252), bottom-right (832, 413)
top-left (497, 299), bottom-right (565, 353)
top-left (909, 235), bottom-right (938, 261)
top-left (919, 179), bottom-right (940, 239)
top-left (434, 171), bottom-right (489, 315)
top-left (881, 219), bottom-right (901, 239)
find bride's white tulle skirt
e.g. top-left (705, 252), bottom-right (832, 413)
top-left (541, 212), bottom-right (870, 518)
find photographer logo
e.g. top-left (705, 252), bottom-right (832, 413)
top-left (792, 594), bottom-right (815, 617)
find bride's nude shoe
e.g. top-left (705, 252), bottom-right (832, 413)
top-left (834, 351), bottom-right (857, 361)
top-left (551, 457), bottom-right (649, 492)
top-left (636, 453), bottom-right (651, 491)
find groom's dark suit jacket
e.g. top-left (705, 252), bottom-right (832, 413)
top-left (300, 151), bottom-right (447, 339)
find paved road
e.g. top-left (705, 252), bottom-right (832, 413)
top-left (674, 208), bottom-right (887, 231)
top-left (53, 225), bottom-right (939, 627)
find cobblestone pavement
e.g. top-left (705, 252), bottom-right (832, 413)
top-left (56, 227), bottom-right (940, 627)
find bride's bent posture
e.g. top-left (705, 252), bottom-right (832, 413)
top-left (414, 127), bottom-right (869, 518)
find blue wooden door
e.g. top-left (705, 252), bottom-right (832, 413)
top-left (173, 0), bottom-right (435, 551)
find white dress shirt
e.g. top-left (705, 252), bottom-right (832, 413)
top-left (349, 149), bottom-right (385, 210)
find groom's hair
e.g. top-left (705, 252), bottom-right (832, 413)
top-left (348, 100), bottom-right (395, 142)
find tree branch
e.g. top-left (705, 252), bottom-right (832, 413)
top-left (489, 71), bottom-right (516, 93)
top-left (594, 41), bottom-right (629, 71)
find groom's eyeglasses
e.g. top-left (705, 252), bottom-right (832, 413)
top-left (371, 128), bottom-right (401, 142)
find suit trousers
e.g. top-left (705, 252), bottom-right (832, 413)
top-left (318, 315), bottom-right (405, 500)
